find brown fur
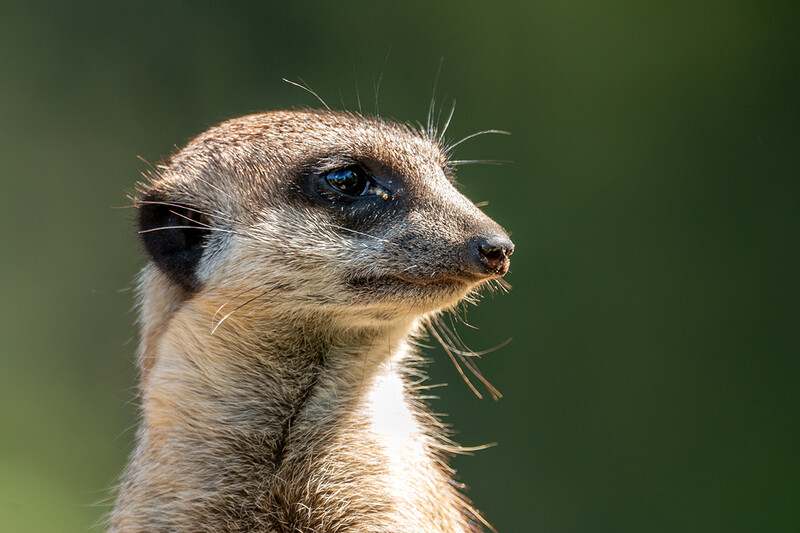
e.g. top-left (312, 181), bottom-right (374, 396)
top-left (111, 110), bottom-right (512, 532)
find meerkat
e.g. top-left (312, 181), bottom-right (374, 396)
top-left (110, 109), bottom-right (514, 533)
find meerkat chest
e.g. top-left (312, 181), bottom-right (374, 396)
top-left (260, 358), bottom-right (469, 533)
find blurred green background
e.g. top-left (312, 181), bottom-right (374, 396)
top-left (2, 1), bottom-right (798, 532)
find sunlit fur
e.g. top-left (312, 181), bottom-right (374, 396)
top-left (110, 110), bottom-right (511, 532)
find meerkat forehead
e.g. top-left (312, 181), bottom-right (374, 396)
top-left (207, 110), bottom-right (448, 163)
top-left (173, 110), bottom-right (446, 188)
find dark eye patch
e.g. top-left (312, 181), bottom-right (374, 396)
top-left (295, 153), bottom-right (395, 205)
top-left (138, 195), bottom-right (211, 292)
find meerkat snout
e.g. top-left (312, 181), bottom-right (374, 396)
top-left (474, 232), bottom-right (515, 276)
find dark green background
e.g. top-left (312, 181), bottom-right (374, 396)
top-left (2, 2), bottom-right (798, 532)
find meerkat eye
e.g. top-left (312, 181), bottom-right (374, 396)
top-left (324, 167), bottom-right (371, 196)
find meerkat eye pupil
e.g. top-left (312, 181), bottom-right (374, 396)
top-left (324, 167), bottom-right (370, 196)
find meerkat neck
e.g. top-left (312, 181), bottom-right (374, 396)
top-left (142, 302), bottom-right (418, 445)
top-left (113, 278), bottom-right (480, 532)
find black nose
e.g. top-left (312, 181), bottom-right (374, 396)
top-left (473, 234), bottom-right (514, 276)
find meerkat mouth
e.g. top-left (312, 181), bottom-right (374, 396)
top-left (346, 272), bottom-right (486, 292)
top-left (393, 272), bottom-right (490, 286)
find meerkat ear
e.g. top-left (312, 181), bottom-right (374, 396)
top-left (137, 192), bottom-right (211, 291)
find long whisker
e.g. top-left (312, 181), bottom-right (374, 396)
top-left (457, 346), bottom-right (502, 400)
top-left (493, 278), bottom-right (513, 292)
top-left (211, 283), bottom-right (280, 334)
top-left (449, 159), bottom-right (512, 166)
top-left (212, 279), bottom-right (279, 324)
top-left (426, 320), bottom-right (483, 399)
top-left (439, 99), bottom-right (457, 143)
top-left (374, 48), bottom-right (391, 116)
top-left (136, 155), bottom-right (157, 172)
top-left (446, 313), bottom-right (475, 353)
top-left (427, 58), bottom-right (444, 137)
top-left (138, 226), bottom-right (237, 235)
top-left (446, 311), bottom-right (512, 356)
top-left (353, 65), bottom-right (363, 114)
top-left (164, 209), bottom-right (222, 231)
top-left (328, 224), bottom-right (397, 246)
top-left (441, 313), bottom-right (471, 354)
top-left (432, 315), bottom-right (503, 399)
top-left (447, 129), bottom-right (511, 152)
top-left (134, 201), bottom-right (242, 227)
top-left (449, 300), bottom-right (478, 330)
top-left (435, 91), bottom-right (453, 135)
top-left (283, 78), bottom-right (331, 110)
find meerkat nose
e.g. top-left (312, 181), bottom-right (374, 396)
top-left (473, 233), bottom-right (514, 276)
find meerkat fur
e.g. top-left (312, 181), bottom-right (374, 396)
top-left (110, 110), bottom-right (514, 533)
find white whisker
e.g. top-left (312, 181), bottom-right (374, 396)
top-left (211, 284), bottom-right (280, 334)
top-left (283, 77), bottom-right (330, 110)
top-left (450, 159), bottom-right (511, 166)
top-left (439, 99), bottom-right (457, 143)
top-left (447, 129), bottom-right (511, 152)
top-left (138, 226), bottom-right (237, 235)
top-left (329, 224), bottom-right (396, 246)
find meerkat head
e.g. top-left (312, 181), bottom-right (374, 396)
top-left (136, 110), bottom-right (513, 330)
